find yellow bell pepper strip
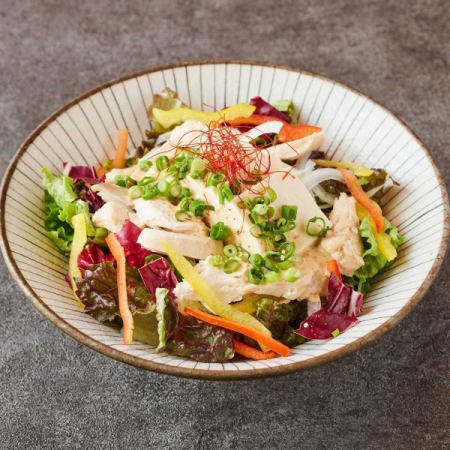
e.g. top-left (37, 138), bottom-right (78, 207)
top-left (112, 129), bottom-right (129, 169)
top-left (233, 339), bottom-right (277, 360)
top-left (230, 295), bottom-right (260, 314)
top-left (339, 168), bottom-right (384, 233)
top-left (184, 306), bottom-right (290, 357)
top-left (356, 204), bottom-right (397, 261)
top-left (152, 103), bottom-right (256, 129)
top-left (162, 241), bottom-right (272, 351)
top-left (69, 213), bottom-right (87, 308)
top-left (106, 233), bottom-right (134, 344)
top-left (313, 159), bottom-right (373, 177)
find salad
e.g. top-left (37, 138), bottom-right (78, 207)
top-left (41, 89), bottom-right (405, 362)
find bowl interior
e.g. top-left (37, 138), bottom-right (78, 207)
top-left (1, 62), bottom-right (448, 379)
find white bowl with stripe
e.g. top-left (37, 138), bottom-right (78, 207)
top-left (1, 61), bottom-right (448, 379)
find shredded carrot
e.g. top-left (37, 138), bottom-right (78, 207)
top-left (96, 166), bottom-right (106, 178)
top-left (327, 259), bottom-right (342, 282)
top-left (105, 233), bottom-right (133, 344)
top-left (233, 339), bottom-right (277, 360)
top-left (227, 114), bottom-right (285, 127)
top-left (278, 124), bottom-right (321, 143)
top-left (338, 168), bottom-right (384, 233)
top-left (112, 129), bottom-right (129, 169)
top-left (184, 306), bottom-right (291, 357)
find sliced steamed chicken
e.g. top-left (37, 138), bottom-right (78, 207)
top-left (174, 248), bottom-right (328, 304)
top-left (91, 183), bottom-right (133, 208)
top-left (270, 132), bottom-right (324, 161)
top-left (133, 196), bottom-right (219, 260)
top-left (141, 120), bottom-right (209, 163)
top-left (92, 201), bottom-right (129, 232)
top-left (252, 154), bottom-right (330, 254)
top-left (320, 193), bottom-right (364, 276)
top-left (138, 228), bottom-right (222, 260)
top-left (181, 176), bottom-right (267, 254)
top-left (133, 198), bottom-right (208, 235)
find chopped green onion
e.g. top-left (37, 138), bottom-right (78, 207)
top-left (277, 260), bottom-right (293, 270)
top-left (218, 182), bottom-right (234, 204)
top-left (282, 268), bottom-right (301, 282)
top-left (128, 185), bottom-right (142, 199)
top-left (114, 175), bottom-right (135, 188)
top-left (265, 271), bottom-right (280, 283)
top-left (250, 225), bottom-right (265, 238)
top-left (210, 221), bottom-right (231, 240)
top-left (169, 183), bottom-right (182, 198)
top-left (180, 187), bottom-right (192, 198)
top-left (206, 172), bottom-right (225, 187)
top-left (236, 246), bottom-right (250, 260)
top-left (271, 233), bottom-right (287, 246)
top-left (223, 258), bottom-right (241, 274)
top-left (190, 157), bottom-right (206, 175)
top-left (210, 254), bottom-right (224, 267)
top-left (156, 155), bottom-right (169, 171)
top-left (188, 199), bottom-right (214, 217)
top-left (248, 267), bottom-right (265, 285)
top-left (264, 188), bottom-right (277, 204)
top-left (279, 241), bottom-right (296, 259)
top-left (142, 184), bottom-right (159, 200)
top-left (157, 179), bottom-right (170, 196)
top-left (178, 197), bottom-right (191, 211)
top-left (240, 196), bottom-right (254, 210)
top-left (306, 216), bottom-right (329, 237)
top-left (175, 210), bottom-right (191, 222)
top-left (249, 253), bottom-right (264, 268)
top-left (139, 159), bottom-right (153, 171)
top-left (253, 203), bottom-right (268, 215)
top-left (263, 258), bottom-right (279, 272)
top-left (281, 205), bottom-right (298, 221)
top-left (223, 244), bottom-right (237, 258)
top-left (265, 250), bottom-right (281, 260)
top-left (138, 176), bottom-right (155, 186)
top-left (276, 217), bottom-right (287, 229)
top-left (331, 328), bottom-right (340, 337)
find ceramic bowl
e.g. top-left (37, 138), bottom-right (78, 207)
top-left (1, 61), bottom-right (448, 379)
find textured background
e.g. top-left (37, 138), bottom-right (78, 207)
top-left (0, 0), bottom-right (449, 449)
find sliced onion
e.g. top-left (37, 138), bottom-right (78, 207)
top-left (155, 130), bottom-right (173, 146)
top-left (299, 168), bottom-right (344, 191)
top-left (295, 155), bottom-right (316, 170)
top-left (312, 185), bottom-right (335, 208)
top-left (242, 121), bottom-right (284, 141)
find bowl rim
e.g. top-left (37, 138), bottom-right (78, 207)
top-left (1, 59), bottom-right (448, 380)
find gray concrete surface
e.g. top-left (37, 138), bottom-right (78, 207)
top-left (0, 0), bottom-right (449, 449)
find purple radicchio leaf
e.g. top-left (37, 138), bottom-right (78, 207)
top-left (115, 220), bottom-right (151, 268)
top-left (295, 274), bottom-right (363, 340)
top-left (139, 257), bottom-right (178, 295)
top-left (249, 96), bottom-right (291, 122)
